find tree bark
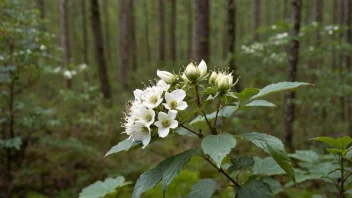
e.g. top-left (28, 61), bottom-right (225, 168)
top-left (252, 0), bottom-right (260, 41)
top-left (119, 0), bottom-right (129, 88)
top-left (81, 0), bottom-right (89, 81)
top-left (90, 0), bottom-right (112, 98)
top-left (344, 0), bottom-right (352, 135)
top-left (192, 0), bottom-right (210, 62)
top-left (38, 0), bottom-right (45, 19)
top-left (158, 0), bottom-right (165, 62)
top-left (170, 0), bottom-right (177, 62)
top-left (129, 0), bottom-right (137, 71)
top-left (339, 0), bottom-right (345, 121)
top-left (187, 0), bottom-right (193, 59)
top-left (332, 0), bottom-right (338, 71)
top-left (60, 0), bottom-right (71, 89)
top-left (285, 0), bottom-right (302, 152)
top-left (103, 0), bottom-right (111, 65)
top-left (144, 0), bottom-right (151, 62)
top-left (226, 0), bottom-right (240, 91)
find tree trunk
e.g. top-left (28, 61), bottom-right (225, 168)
top-left (158, 0), bottom-right (165, 62)
top-left (285, 0), bottom-right (302, 152)
top-left (344, 0), bottom-right (352, 135)
top-left (103, 0), bottom-right (111, 65)
top-left (119, 0), bottom-right (129, 88)
top-left (226, 0), bottom-right (240, 91)
top-left (144, 0), bottom-right (151, 62)
top-left (332, 0), bottom-right (338, 71)
top-left (129, 0), bottom-right (137, 71)
top-left (252, 0), bottom-right (260, 41)
top-left (81, 0), bottom-right (89, 81)
top-left (60, 0), bottom-right (71, 89)
top-left (170, 0), bottom-right (177, 62)
top-left (192, 0), bottom-right (210, 62)
top-left (187, 0), bottom-right (193, 59)
top-left (38, 0), bottom-right (45, 19)
top-left (339, 0), bottom-right (345, 121)
top-left (90, 0), bottom-right (111, 98)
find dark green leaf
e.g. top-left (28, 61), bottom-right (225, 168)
top-left (235, 88), bottom-right (260, 101)
top-left (201, 133), bottom-right (237, 168)
top-left (252, 157), bottom-right (285, 176)
top-left (311, 136), bottom-right (352, 150)
top-left (244, 100), bottom-right (276, 107)
top-left (262, 177), bottom-right (283, 195)
top-left (105, 138), bottom-right (140, 157)
top-left (235, 180), bottom-right (273, 198)
top-left (228, 156), bottom-right (255, 173)
top-left (132, 164), bottom-right (164, 198)
top-left (190, 106), bottom-right (238, 125)
top-left (187, 179), bottom-right (218, 198)
top-left (288, 150), bottom-right (321, 164)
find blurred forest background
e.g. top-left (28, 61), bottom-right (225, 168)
top-left (1, 0), bottom-right (352, 197)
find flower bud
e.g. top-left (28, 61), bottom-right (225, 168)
top-left (198, 60), bottom-right (207, 77)
top-left (157, 70), bottom-right (176, 84)
top-left (217, 77), bottom-right (231, 92)
top-left (184, 62), bottom-right (200, 83)
top-left (209, 72), bottom-right (218, 85)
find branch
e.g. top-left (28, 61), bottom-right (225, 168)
top-left (180, 125), bottom-right (204, 139)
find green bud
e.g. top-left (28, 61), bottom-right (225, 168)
top-left (209, 72), bottom-right (218, 85)
top-left (217, 77), bottom-right (231, 92)
top-left (184, 62), bottom-right (200, 83)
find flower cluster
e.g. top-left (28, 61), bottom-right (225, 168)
top-left (123, 78), bottom-right (188, 148)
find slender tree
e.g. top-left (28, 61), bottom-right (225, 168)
top-left (332, 0), bottom-right (338, 71)
top-left (339, 0), bottom-right (345, 121)
top-left (187, 0), bottom-right (193, 59)
top-left (158, 0), bottom-right (165, 62)
top-left (119, 0), bottom-right (129, 88)
top-left (226, 0), bottom-right (240, 91)
top-left (285, 0), bottom-right (302, 152)
top-left (129, 0), bottom-right (137, 71)
top-left (81, 0), bottom-right (89, 82)
top-left (252, 0), bottom-right (260, 41)
top-left (170, 0), bottom-right (177, 62)
top-left (103, 0), bottom-right (111, 65)
top-left (90, 0), bottom-right (111, 98)
top-left (60, 0), bottom-right (71, 89)
top-left (344, 0), bottom-right (352, 134)
top-left (37, 0), bottom-right (45, 19)
top-left (144, 0), bottom-right (151, 62)
top-left (192, 0), bottom-right (210, 62)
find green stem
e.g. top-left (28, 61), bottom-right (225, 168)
top-left (213, 99), bottom-right (221, 129)
top-left (180, 125), bottom-right (204, 138)
top-left (194, 85), bottom-right (217, 135)
top-left (340, 156), bottom-right (345, 198)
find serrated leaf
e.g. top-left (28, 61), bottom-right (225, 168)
top-left (190, 106), bottom-right (238, 125)
top-left (235, 180), bottom-right (273, 198)
top-left (249, 82), bottom-right (312, 101)
top-left (105, 138), bottom-right (140, 157)
top-left (284, 173), bottom-right (323, 187)
top-left (201, 133), bottom-right (236, 168)
top-left (244, 100), bottom-right (277, 107)
top-left (162, 149), bottom-right (197, 197)
top-left (235, 88), bottom-right (260, 101)
top-left (262, 177), bottom-right (283, 195)
top-left (252, 157), bottom-right (285, 176)
top-left (79, 176), bottom-right (131, 198)
top-left (132, 164), bottom-right (164, 198)
top-left (288, 150), bottom-right (321, 164)
top-left (240, 132), bottom-right (296, 183)
top-left (187, 179), bottom-right (218, 198)
top-left (311, 136), bottom-right (352, 150)
top-left (228, 156), bottom-right (255, 173)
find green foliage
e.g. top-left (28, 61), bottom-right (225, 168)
top-left (79, 176), bottom-right (131, 198)
top-left (201, 133), bottom-right (237, 168)
top-left (235, 180), bottom-right (273, 198)
top-left (105, 138), bottom-right (140, 156)
top-left (0, 136), bottom-right (22, 150)
top-left (228, 156), bottom-right (255, 173)
top-left (252, 157), bottom-right (285, 176)
top-left (187, 179), bottom-right (218, 198)
top-left (311, 136), bottom-right (352, 150)
top-left (244, 100), bottom-right (276, 107)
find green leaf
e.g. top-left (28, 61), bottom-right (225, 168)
top-left (235, 180), bottom-right (273, 198)
top-left (79, 176), bottom-right (131, 198)
top-left (311, 136), bottom-right (352, 150)
top-left (187, 179), bottom-right (218, 198)
top-left (288, 150), bottom-right (321, 164)
top-left (250, 82), bottom-right (312, 101)
top-left (252, 157), bottom-right (285, 176)
top-left (284, 173), bottom-right (323, 187)
top-left (235, 88), bottom-right (260, 101)
top-left (105, 138), bottom-right (140, 157)
top-left (201, 133), bottom-right (237, 168)
top-left (133, 149), bottom-right (197, 198)
top-left (228, 156), bottom-right (255, 173)
top-left (0, 136), bottom-right (22, 150)
top-left (262, 177), bottom-right (283, 195)
top-left (244, 100), bottom-right (277, 107)
top-left (162, 149), bottom-right (197, 197)
top-left (190, 106), bottom-right (238, 125)
top-left (240, 132), bottom-right (296, 183)
top-left (175, 127), bottom-right (198, 138)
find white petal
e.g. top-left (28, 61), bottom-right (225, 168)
top-left (176, 101), bottom-right (188, 110)
top-left (134, 89), bottom-right (144, 100)
top-left (155, 98), bottom-right (163, 107)
top-left (163, 103), bottom-right (171, 110)
top-left (168, 110), bottom-right (177, 120)
top-left (158, 112), bottom-right (169, 121)
top-left (169, 120), bottom-right (178, 128)
top-left (142, 132), bottom-right (151, 149)
top-left (158, 127), bottom-right (170, 138)
top-left (165, 92), bottom-right (173, 103)
top-left (172, 89), bottom-right (186, 102)
top-left (154, 121), bottom-right (162, 128)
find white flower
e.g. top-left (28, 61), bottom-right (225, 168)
top-left (130, 121), bottom-right (151, 148)
top-left (79, 63), bottom-right (87, 71)
top-left (134, 89), bottom-right (144, 102)
top-left (163, 89), bottom-right (188, 111)
top-left (40, 45), bottom-right (46, 50)
top-left (154, 111), bottom-right (178, 138)
top-left (198, 60), bottom-right (207, 76)
top-left (157, 70), bottom-right (176, 84)
top-left (64, 71), bottom-right (73, 79)
top-left (133, 105), bottom-right (155, 126)
top-left (209, 71), bottom-right (218, 85)
top-left (53, 67), bottom-right (61, 73)
top-left (157, 80), bottom-right (170, 92)
top-left (142, 86), bottom-right (163, 109)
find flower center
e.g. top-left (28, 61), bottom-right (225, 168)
top-left (161, 119), bottom-right (170, 128)
top-left (169, 100), bottom-right (178, 109)
top-left (141, 126), bottom-right (149, 133)
top-left (144, 114), bottom-right (152, 122)
top-left (149, 95), bottom-right (158, 104)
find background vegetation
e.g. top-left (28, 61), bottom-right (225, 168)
top-left (0, 0), bottom-right (351, 197)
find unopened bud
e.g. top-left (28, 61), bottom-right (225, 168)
top-left (184, 62), bottom-right (200, 83)
top-left (217, 77), bottom-right (231, 92)
top-left (209, 72), bottom-right (218, 85)
top-left (157, 70), bottom-right (177, 84)
top-left (198, 60), bottom-right (207, 77)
